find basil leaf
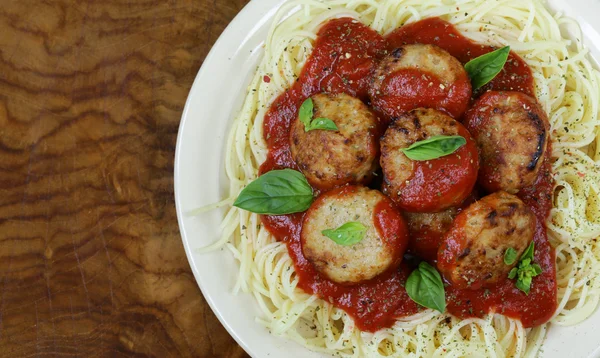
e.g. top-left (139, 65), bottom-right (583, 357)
top-left (531, 263), bottom-right (543, 275)
top-left (309, 117), bottom-right (338, 131)
top-left (402, 135), bottom-right (466, 161)
top-left (465, 46), bottom-right (510, 90)
top-left (321, 222), bottom-right (367, 246)
top-left (299, 98), bottom-right (315, 130)
top-left (233, 169), bottom-right (314, 215)
top-left (504, 247), bottom-right (518, 265)
top-left (516, 275), bottom-right (532, 295)
top-left (509, 241), bottom-right (544, 294)
top-left (298, 98), bottom-right (338, 132)
top-left (521, 241), bottom-right (535, 261)
top-left (406, 262), bottom-right (446, 312)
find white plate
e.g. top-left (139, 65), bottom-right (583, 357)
top-left (174, 1), bottom-right (600, 357)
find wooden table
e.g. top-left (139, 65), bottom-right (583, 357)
top-left (0, 0), bottom-right (250, 356)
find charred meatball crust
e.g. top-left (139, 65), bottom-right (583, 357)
top-left (369, 44), bottom-right (472, 119)
top-left (464, 91), bottom-right (550, 194)
top-left (380, 108), bottom-right (479, 212)
top-left (301, 186), bottom-right (408, 285)
top-left (290, 93), bottom-right (380, 191)
top-left (437, 191), bottom-right (536, 290)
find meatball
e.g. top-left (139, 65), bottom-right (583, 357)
top-left (464, 91), bottom-right (550, 194)
top-left (369, 44), bottom-right (472, 120)
top-left (301, 186), bottom-right (409, 284)
top-left (290, 93), bottom-right (380, 190)
top-left (437, 191), bottom-right (536, 290)
top-left (380, 108), bottom-right (479, 212)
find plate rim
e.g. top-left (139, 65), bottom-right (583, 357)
top-left (174, 1), bottom-right (282, 356)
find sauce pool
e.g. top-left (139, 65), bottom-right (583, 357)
top-left (388, 18), bottom-right (534, 96)
top-left (260, 17), bottom-right (556, 332)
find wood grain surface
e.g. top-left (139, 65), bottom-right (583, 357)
top-left (0, 0), bottom-right (250, 356)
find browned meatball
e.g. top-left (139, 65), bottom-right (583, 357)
top-left (290, 93), bottom-right (380, 190)
top-left (380, 108), bottom-right (479, 212)
top-left (301, 186), bottom-right (409, 285)
top-left (464, 91), bottom-right (550, 194)
top-left (369, 44), bottom-right (472, 120)
top-left (437, 191), bottom-right (536, 290)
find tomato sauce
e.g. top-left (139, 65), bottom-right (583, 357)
top-left (370, 65), bottom-right (472, 120)
top-left (373, 196), bottom-right (410, 260)
top-left (388, 123), bottom-right (479, 212)
top-left (388, 17), bottom-right (534, 96)
top-left (405, 192), bottom-right (479, 263)
top-left (259, 17), bottom-right (556, 332)
top-left (409, 226), bottom-right (448, 263)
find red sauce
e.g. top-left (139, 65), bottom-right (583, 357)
top-left (259, 17), bottom-right (555, 332)
top-left (410, 230), bottom-right (444, 263)
top-left (406, 192), bottom-right (478, 263)
top-left (370, 66), bottom-right (471, 119)
top-left (388, 17), bottom-right (534, 96)
top-left (373, 196), bottom-right (410, 261)
top-left (406, 213), bottom-right (455, 263)
top-left (386, 123), bottom-right (479, 212)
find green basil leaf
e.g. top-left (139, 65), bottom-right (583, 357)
top-left (509, 241), bottom-right (543, 294)
top-left (401, 135), bottom-right (466, 161)
top-left (321, 222), bottom-right (367, 246)
top-left (531, 263), bottom-right (543, 276)
top-left (310, 117), bottom-right (339, 131)
top-left (465, 46), bottom-right (510, 90)
top-left (299, 98), bottom-right (315, 131)
top-left (521, 241), bottom-right (535, 262)
top-left (298, 98), bottom-right (338, 132)
top-left (516, 275), bottom-right (532, 295)
top-left (233, 169), bottom-right (314, 215)
top-left (406, 262), bottom-right (446, 312)
top-left (504, 247), bottom-right (518, 265)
